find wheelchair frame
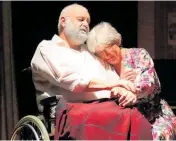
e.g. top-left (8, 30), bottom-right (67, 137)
top-left (10, 95), bottom-right (61, 140)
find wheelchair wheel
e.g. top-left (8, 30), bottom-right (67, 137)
top-left (10, 115), bottom-right (50, 140)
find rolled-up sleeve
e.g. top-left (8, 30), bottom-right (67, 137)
top-left (32, 41), bottom-right (92, 92)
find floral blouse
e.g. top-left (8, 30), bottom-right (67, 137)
top-left (121, 47), bottom-right (176, 140)
top-left (122, 48), bottom-right (161, 100)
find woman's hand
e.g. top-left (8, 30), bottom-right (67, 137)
top-left (120, 69), bottom-right (139, 82)
top-left (111, 87), bottom-right (137, 107)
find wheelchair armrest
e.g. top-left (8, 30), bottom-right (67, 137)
top-left (40, 95), bottom-right (62, 107)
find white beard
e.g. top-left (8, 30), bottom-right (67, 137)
top-left (64, 19), bottom-right (88, 45)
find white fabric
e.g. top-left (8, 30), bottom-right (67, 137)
top-left (31, 35), bottom-right (120, 111)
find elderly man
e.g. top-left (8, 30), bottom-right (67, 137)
top-left (31, 3), bottom-right (152, 140)
top-left (31, 3), bottom-right (120, 113)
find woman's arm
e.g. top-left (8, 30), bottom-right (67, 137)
top-left (109, 48), bottom-right (161, 106)
top-left (83, 48), bottom-right (160, 102)
top-left (131, 48), bottom-right (161, 100)
top-left (118, 48), bottom-right (161, 99)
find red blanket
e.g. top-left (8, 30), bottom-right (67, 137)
top-left (54, 99), bottom-right (153, 140)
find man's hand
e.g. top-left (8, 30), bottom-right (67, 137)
top-left (114, 79), bottom-right (136, 93)
top-left (111, 87), bottom-right (137, 107)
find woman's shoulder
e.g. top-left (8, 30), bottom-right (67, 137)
top-left (122, 47), bottom-right (149, 55)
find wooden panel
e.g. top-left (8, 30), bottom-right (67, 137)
top-left (155, 2), bottom-right (176, 59)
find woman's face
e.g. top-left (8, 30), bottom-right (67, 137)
top-left (95, 44), bottom-right (121, 65)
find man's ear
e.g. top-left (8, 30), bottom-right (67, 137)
top-left (60, 17), bottom-right (66, 28)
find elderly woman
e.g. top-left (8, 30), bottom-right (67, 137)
top-left (86, 22), bottom-right (176, 140)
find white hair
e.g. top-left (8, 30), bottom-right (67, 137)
top-left (87, 22), bottom-right (122, 53)
top-left (57, 3), bottom-right (88, 34)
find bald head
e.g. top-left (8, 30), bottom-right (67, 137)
top-left (58, 3), bottom-right (90, 49)
top-left (58, 3), bottom-right (90, 34)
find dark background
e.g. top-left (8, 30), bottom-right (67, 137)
top-left (12, 1), bottom-right (176, 118)
top-left (11, 1), bottom-right (138, 118)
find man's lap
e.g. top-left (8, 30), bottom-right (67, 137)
top-left (54, 99), bottom-right (153, 140)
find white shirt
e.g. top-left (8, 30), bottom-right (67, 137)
top-left (31, 35), bottom-right (120, 110)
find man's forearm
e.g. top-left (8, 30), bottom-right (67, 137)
top-left (82, 79), bottom-right (135, 93)
top-left (82, 79), bottom-right (112, 92)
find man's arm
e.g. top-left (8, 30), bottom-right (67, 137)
top-left (83, 78), bottom-right (137, 92)
top-left (31, 41), bottom-right (138, 93)
top-left (31, 42), bottom-right (122, 93)
top-left (31, 42), bottom-right (91, 93)
top-left (41, 50), bottom-right (130, 92)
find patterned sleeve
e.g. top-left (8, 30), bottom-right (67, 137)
top-left (134, 48), bottom-right (161, 100)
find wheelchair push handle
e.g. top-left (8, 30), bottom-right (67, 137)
top-left (40, 95), bottom-right (62, 107)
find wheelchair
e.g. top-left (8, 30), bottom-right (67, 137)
top-left (10, 95), bottom-right (61, 140)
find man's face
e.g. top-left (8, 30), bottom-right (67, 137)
top-left (64, 7), bottom-right (90, 45)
